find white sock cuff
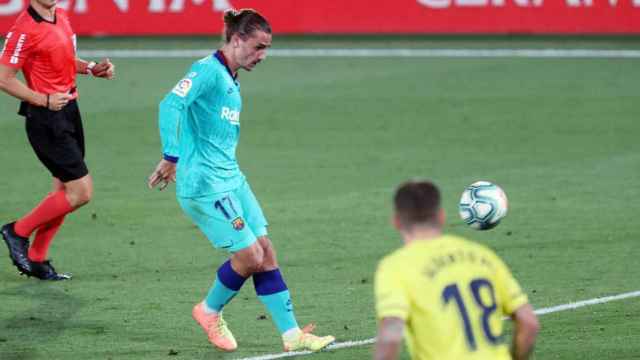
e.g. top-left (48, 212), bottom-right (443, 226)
top-left (282, 327), bottom-right (302, 341)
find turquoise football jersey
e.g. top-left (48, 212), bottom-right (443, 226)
top-left (158, 51), bottom-right (244, 198)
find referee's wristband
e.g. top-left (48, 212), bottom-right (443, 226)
top-left (86, 61), bottom-right (97, 75)
top-left (163, 154), bottom-right (179, 163)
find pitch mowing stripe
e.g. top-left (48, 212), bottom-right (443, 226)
top-left (77, 48), bottom-right (640, 59)
top-left (235, 290), bottom-right (640, 360)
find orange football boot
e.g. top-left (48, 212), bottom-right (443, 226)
top-left (192, 302), bottom-right (238, 351)
top-left (283, 324), bottom-right (335, 352)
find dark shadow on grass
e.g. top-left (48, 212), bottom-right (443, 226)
top-left (0, 282), bottom-right (83, 360)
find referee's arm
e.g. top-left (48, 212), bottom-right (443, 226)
top-left (0, 64), bottom-right (72, 111)
top-left (76, 57), bottom-right (115, 79)
top-left (0, 64), bottom-right (47, 107)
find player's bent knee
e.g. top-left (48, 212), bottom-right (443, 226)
top-left (258, 241), bottom-right (278, 271)
top-left (66, 186), bottom-right (93, 208)
top-left (232, 242), bottom-right (265, 275)
top-left (66, 194), bottom-right (90, 208)
top-left (246, 251), bottom-right (264, 273)
top-left (64, 175), bottom-right (93, 208)
top-left (258, 236), bottom-right (276, 256)
top-left (78, 192), bottom-right (92, 207)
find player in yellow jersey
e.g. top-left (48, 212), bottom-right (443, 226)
top-left (374, 180), bottom-right (539, 360)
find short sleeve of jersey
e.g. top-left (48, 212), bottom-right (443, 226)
top-left (375, 257), bottom-right (410, 321)
top-left (493, 255), bottom-right (529, 315)
top-left (0, 25), bottom-right (35, 69)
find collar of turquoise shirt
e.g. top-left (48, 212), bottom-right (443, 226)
top-left (214, 50), bottom-right (238, 81)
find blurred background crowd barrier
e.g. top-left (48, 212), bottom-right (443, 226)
top-left (1, 0), bottom-right (639, 36)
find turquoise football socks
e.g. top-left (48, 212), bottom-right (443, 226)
top-left (205, 260), bottom-right (247, 313)
top-left (254, 269), bottom-right (299, 333)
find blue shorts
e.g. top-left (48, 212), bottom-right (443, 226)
top-left (178, 180), bottom-right (268, 253)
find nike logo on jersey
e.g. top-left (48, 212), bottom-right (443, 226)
top-left (221, 106), bottom-right (240, 125)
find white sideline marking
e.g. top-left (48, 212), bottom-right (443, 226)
top-left (77, 48), bottom-right (640, 59)
top-left (234, 290), bottom-right (640, 360)
top-left (534, 290), bottom-right (640, 316)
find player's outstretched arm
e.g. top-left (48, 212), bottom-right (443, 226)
top-left (511, 304), bottom-right (540, 360)
top-left (374, 317), bottom-right (404, 360)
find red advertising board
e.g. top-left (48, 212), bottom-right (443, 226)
top-left (0, 0), bottom-right (639, 35)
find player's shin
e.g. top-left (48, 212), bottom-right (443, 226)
top-left (204, 260), bottom-right (248, 313)
top-left (253, 269), bottom-right (299, 334)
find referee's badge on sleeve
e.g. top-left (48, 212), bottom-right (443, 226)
top-left (172, 78), bottom-right (193, 98)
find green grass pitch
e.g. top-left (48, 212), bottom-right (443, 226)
top-left (1, 37), bottom-right (639, 359)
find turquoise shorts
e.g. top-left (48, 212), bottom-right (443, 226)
top-left (178, 180), bottom-right (268, 253)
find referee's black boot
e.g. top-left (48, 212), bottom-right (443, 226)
top-left (1, 222), bottom-right (33, 276)
top-left (30, 260), bottom-right (72, 281)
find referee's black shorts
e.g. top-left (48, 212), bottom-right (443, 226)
top-left (21, 100), bottom-right (89, 182)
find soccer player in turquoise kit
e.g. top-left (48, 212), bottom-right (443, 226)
top-left (148, 9), bottom-right (335, 353)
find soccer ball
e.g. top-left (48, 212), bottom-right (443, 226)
top-left (458, 181), bottom-right (508, 230)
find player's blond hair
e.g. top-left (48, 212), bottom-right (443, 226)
top-left (223, 9), bottom-right (271, 43)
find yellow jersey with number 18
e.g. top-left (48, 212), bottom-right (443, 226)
top-left (374, 235), bottom-right (529, 360)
